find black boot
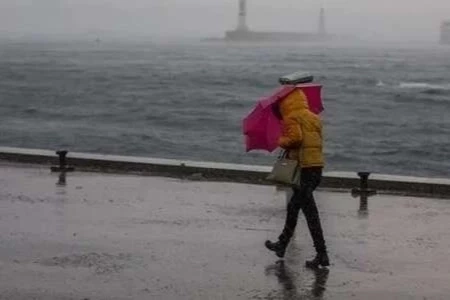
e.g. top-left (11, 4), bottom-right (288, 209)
top-left (305, 252), bottom-right (330, 268)
top-left (265, 240), bottom-right (287, 258)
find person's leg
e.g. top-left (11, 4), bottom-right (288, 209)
top-left (301, 168), bottom-right (329, 267)
top-left (302, 187), bottom-right (327, 254)
top-left (265, 186), bottom-right (304, 258)
top-left (285, 188), bottom-right (295, 240)
top-left (279, 186), bottom-right (307, 243)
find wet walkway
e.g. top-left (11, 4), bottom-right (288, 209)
top-left (0, 163), bottom-right (449, 299)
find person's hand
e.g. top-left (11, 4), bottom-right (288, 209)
top-left (286, 150), bottom-right (299, 161)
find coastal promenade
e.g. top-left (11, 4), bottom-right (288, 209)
top-left (0, 148), bottom-right (449, 299)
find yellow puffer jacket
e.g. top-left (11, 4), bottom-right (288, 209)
top-left (278, 89), bottom-right (324, 168)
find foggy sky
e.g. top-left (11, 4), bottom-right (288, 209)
top-left (0, 0), bottom-right (449, 42)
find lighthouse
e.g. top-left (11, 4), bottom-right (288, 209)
top-left (440, 21), bottom-right (450, 44)
top-left (225, 0), bottom-right (333, 42)
top-left (318, 7), bottom-right (326, 36)
top-left (237, 0), bottom-right (249, 31)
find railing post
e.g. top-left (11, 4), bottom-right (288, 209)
top-left (351, 172), bottom-right (377, 216)
top-left (51, 150), bottom-right (75, 172)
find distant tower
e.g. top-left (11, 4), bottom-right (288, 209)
top-left (237, 0), bottom-right (249, 31)
top-left (318, 7), bottom-right (326, 36)
top-left (440, 21), bottom-right (450, 44)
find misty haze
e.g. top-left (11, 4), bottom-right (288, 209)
top-left (0, 0), bottom-right (449, 42)
top-left (1, 0), bottom-right (450, 299)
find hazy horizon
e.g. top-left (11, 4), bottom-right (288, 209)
top-left (1, 0), bottom-right (449, 43)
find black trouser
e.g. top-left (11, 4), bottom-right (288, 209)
top-left (279, 167), bottom-right (327, 254)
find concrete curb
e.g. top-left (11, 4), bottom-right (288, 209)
top-left (1, 146), bottom-right (450, 199)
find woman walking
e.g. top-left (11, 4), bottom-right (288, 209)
top-left (265, 88), bottom-right (329, 268)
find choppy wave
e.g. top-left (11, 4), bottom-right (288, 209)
top-left (399, 82), bottom-right (450, 90)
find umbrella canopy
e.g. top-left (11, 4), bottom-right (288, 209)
top-left (243, 101), bottom-right (282, 152)
top-left (242, 86), bottom-right (294, 152)
top-left (297, 83), bottom-right (324, 114)
top-left (243, 84), bottom-right (324, 153)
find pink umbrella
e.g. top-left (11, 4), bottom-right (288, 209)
top-left (243, 84), bottom-right (324, 152)
top-left (243, 102), bottom-right (282, 152)
top-left (297, 83), bottom-right (324, 114)
top-left (243, 86), bottom-right (294, 152)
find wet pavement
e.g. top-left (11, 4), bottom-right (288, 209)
top-left (0, 163), bottom-right (449, 300)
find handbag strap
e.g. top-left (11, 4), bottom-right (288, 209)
top-left (278, 150), bottom-right (288, 159)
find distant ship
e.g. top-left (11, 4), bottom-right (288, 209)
top-left (440, 21), bottom-right (450, 45)
top-left (225, 0), bottom-right (332, 42)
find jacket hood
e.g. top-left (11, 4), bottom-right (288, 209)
top-left (279, 89), bottom-right (310, 118)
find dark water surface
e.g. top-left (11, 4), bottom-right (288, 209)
top-left (1, 40), bottom-right (449, 177)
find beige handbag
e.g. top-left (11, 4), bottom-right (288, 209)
top-left (266, 150), bottom-right (301, 186)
